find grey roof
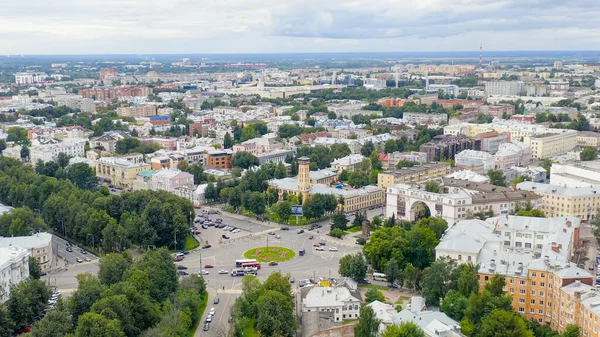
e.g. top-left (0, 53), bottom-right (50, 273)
top-left (303, 287), bottom-right (361, 308)
top-left (517, 181), bottom-right (600, 197)
top-left (268, 178), bottom-right (382, 198)
top-left (0, 232), bottom-right (52, 250)
top-left (393, 309), bottom-right (462, 337)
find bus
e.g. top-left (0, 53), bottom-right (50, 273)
top-left (372, 272), bottom-right (387, 281)
top-left (235, 259), bottom-right (257, 268)
top-left (242, 262), bottom-right (261, 270)
top-left (231, 269), bottom-right (245, 277)
top-left (243, 267), bottom-right (258, 275)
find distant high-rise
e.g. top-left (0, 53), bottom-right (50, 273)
top-left (553, 60), bottom-right (564, 70)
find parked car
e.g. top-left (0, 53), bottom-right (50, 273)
top-left (297, 229), bottom-right (304, 234)
top-left (209, 307), bottom-right (216, 315)
top-left (200, 270), bottom-right (209, 275)
top-left (275, 234), bottom-right (281, 239)
top-left (308, 235), bottom-right (314, 239)
top-left (205, 315), bottom-right (213, 323)
top-left (201, 225), bottom-right (208, 229)
top-left (590, 264), bottom-right (595, 271)
top-left (289, 277), bottom-right (295, 283)
top-left (178, 271), bottom-right (189, 276)
top-left (76, 257), bottom-right (83, 263)
top-left (268, 231), bottom-right (275, 235)
top-left (214, 297), bottom-right (220, 304)
top-left (222, 234), bottom-right (230, 239)
top-left (80, 249), bottom-right (87, 254)
top-left (203, 323), bottom-right (210, 331)
top-left (177, 265), bottom-right (188, 270)
top-left (215, 218), bottom-right (223, 223)
top-left (204, 264), bottom-right (214, 268)
top-left (202, 244), bottom-right (212, 249)
top-left (313, 243), bottom-right (321, 247)
top-left (315, 247), bottom-right (324, 251)
top-left (66, 247), bottom-right (73, 252)
top-left (281, 226), bottom-right (290, 230)
top-left (269, 261), bottom-right (279, 266)
top-left (299, 249), bottom-right (306, 256)
top-left (328, 247), bottom-right (338, 252)
top-left (319, 241), bottom-right (326, 246)
top-left (195, 205), bottom-right (202, 209)
top-left (84, 257), bottom-right (91, 262)
top-left (218, 269), bottom-right (229, 274)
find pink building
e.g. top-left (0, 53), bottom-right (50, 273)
top-left (232, 137), bottom-right (283, 156)
top-left (493, 142), bottom-right (531, 169)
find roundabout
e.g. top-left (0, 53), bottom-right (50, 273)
top-left (244, 246), bottom-right (296, 262)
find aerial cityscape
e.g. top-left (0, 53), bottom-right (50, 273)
top-left (2, 3), bottom-right (600, 337)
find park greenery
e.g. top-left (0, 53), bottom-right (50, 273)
top-left (24, 249), bottom-right (207, 337)
top-left (231, 273), bottom-right (297, 337)
top-left (0, 157), bottom-right (194, 252)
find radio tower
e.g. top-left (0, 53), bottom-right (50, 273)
top-left (477, 43), bottom-right (484, 86)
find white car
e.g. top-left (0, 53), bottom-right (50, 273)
top-left (218, 269), bottom-right (229, 274)
top-left (275, 234), bottom-right (281, 239)
top-left (234, 229), bottom-right (241, 233)
top-left (200, 270), bottom-right (209, 275)
top-left (315, 246), bottom-right (324, 251)
top-left (209, 307), bottom-right (216, 315)
top-left (205, 314), bottom-right (213, 322)
top-left (328, 247), bottom-right (338, 252)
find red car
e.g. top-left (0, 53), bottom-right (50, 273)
top-left (195, 205), bottom-right (202, 209)
top-left (204, 264), bottom-right (214, 268)
top-left (175, 256), bottom-right (184, 262)
top-left (193, 231), bottom-right (201, 235)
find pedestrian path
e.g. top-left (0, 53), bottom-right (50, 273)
top-left (216, 289), bottom-right (243, 294)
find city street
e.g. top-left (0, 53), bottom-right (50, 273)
top-left (187, 210), bottom-right (362, 336)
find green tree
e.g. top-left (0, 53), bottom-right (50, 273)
top-left (231, 151), bottom-right (259, 169)
top-left (29, 257), bottom-right (42, 279)
top-left (6, 278), bottom-right (52, 331)
top-left (0, 206), bottom-right (48, 237)
top-left (416, 217), bottom-right (447, 240)
top-left (440, 290), bottom-right (468, 321)
top-left (384, 258), bottom-right (401, 284)
top-left (381, 322), bottom-right (426, 337)
top-left (125, 248), bottom-right (178, 303)
top-left (424, 180), bottom-right (441, 193)
top-left (457, 263), bottom-right (480, 297)
top-left (254, 290), bottom-right (297, 337)
top-left (330, 143), bottom-right (351, 160)
top-left (115, 138), bottom-right (141, 154)
top-left (275, 200), bottom-right (292, 223)
top-left (361, 141), bottom-right (375, 157)
top-left (339, 252), bottom-right (367, 281)
top-left (98, 253), bottom-right (133, 286)
top-left (6, 127), bottom-right (29, 145)
top-left (479, 309), bottom-right (533, 337)
top-left (75, 312), bottom-right (126, 337)
top-left (67, 163), bottom-right (98, 190)
top-left (484, 274), bottom-right (506, 297)
top-left (329, 228), bottom-right (345, 238)
top-left (365, 287), bottom-right (385, 303)
top-left (562, 325), bottom-right (580, 337)
top-left (354, 305), bottom-right (381, 337)
top-left (580, 147), bottom-right (598, 161)
top-left (277, 124), bottom-right (303, 139)
top-left (487, 170), bottom-right (506, 186)
top-left (223, 132), bottom-right (233, 149)
top-left (247, 192), bottom-right (266, 215)
top-left (20, 145), bottom-right (29, 160)
top-left (331, 212), bottom-right (349, 231)
top-left (0, 139), bottom-right (7, 152)
top-left (421, 257), bottom-right (458, 307)
top-left (69, 273), bottom-right (107, 321)
top-left (348, 171), bottom-right (370, 187)
top-left (516, 209), bottom-right (546, 217)
top-left (182, 163), bottom-right (205, 184)
top-left (29, 307), bottom-right (73, 337)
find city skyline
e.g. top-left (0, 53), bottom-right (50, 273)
top-left (2, 0), bottom-right (600, 55)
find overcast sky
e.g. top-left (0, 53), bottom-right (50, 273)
top-left (2, 0), bottom-right (600, 54)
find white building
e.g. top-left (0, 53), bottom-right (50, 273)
top-left (550, 161), bottom-right (600, 187)
top-left (493, 142), bottom-right (532, 169)
top-left (403, 112), bottom-right (448, 125)
top-left (301, 285), bottom-right (362, 322)
top-left (484, 81), bottom-right (524, 96)
top-left (14, 72), bottom-right (46, 85)
top-left (0, 247), bottom-right (30, 303)
top-left (29, 137), bottom-right (87, 163)
top-left (55, 95), bottom-right (96, 114)
top-left (0, 232), bottom-right (54, 271)
top-left (331, 154), bottom-right (366, 173)
top-left (455, 150), bottom-right (495, 174)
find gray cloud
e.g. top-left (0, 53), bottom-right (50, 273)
top-left (0, 0), bottom-right (599, 54)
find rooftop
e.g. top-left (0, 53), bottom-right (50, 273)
top-left (517, 181), bottom-right (600, 197)
top-left (0, 232), bottom-right (53, 250)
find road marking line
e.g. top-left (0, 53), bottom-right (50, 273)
top-left (216, 289), bottom-right (242, 294)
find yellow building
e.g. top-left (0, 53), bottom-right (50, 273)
top-left (377, 162), bottom-right (451, 188)
top-left (577, 131), bottom-right (600, 147)
top-left (523, 130), bottom-right (578, 159)
top-left (96, 157), bottom-right (152, 189)
top-left (116, 105), bottom-right (157, 118)
top-left (268, 157), bottom-right (385, 212)
top-left (516, 181), bottom-right (600, 221)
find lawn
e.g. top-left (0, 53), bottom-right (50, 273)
top-left (347, 226), bottom-right (362, 233)
top-left (242, 319), bottom-right (256, 337)
top-left (187, 293), bottom-right (208, 337)
top-left (268, 213), bottom-right (308, 226)
top-left (244, 246), bottom-right (296, 262)
top-left (358, 284), bottom-right (389, 291)
top-left (342, 318), bottom-right (358, 325)
top-left (184, 236), bottom-right (199, 250)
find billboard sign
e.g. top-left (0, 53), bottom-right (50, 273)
top-left (291, 205), bottom-right (303, 216)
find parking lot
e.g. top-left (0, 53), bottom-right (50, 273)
top-left (182, 210), bottom-right (361, 336)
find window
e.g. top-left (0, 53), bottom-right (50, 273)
top-left (458, 255), bottom-right (462, 260)
top-left (485, 276), bottom-right (489, 281)
top-left (532, 272), bottom-right (537, 277)
top-left (539, 309), bottom-right (544, 314)
top-left (519, 307), bottom-right (525, 313)
top-left (468, 256), bottom-right (472, 261)
top-left (540, 291), bottom-right (544, 297)
top-left (515, 242), bottom-right (523, 247)
top-left (531, 291), bottom-right (536, 295)
top-left (510, 288), bottom-right (514, 293)
top-left (510, 279), bottom-right (514, 284)
top-left (520, 280), bottom-right (526, 285)
top-left (531, 299), bottom-right (536, 304)
top-left (504, 241), bottom-right (511, 246)
top-left (530, 308), bottom-right (535, 313)
top-left (532, 281), bottom-right (537, 286)
top-left (520, 289), bottom-right (526, 294)
top-left (516, 233), bottom-right (523, 238)
top-left (540, 301), bottom-right (544, 306)
top-left (519, 299), bottom-right (525, 304)
top-left (525, 243), bottom-right (532, 248)
top-left (505, 232), bottom-right (511, 237)
top-left (540, 283), bottom-right (545, 287)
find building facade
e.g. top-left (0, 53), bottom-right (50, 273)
top-left (29, 138), bottom-right (87, 163)
top-left (0, 232), bottom-right (53, 272)
top-left (116, 105), bottom-right (158, 117)
top-left (96, 157), bottom-right (152, 189)
top-left (0, 247), bottom-right (29, 303)
top-left (523, 130), bottom-right (578, 159)
top-left (517, 181), bottom-right (600, 220)
top-left (377, 162), bottom-right (452, 188)
top-left (149, 169), bottom-right (194, 193)
top-left (331, 154), bottom-right (367, 173)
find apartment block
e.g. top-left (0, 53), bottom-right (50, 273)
top-left (550, 162), bottom-right (600, 187)
top-left (28, 126), bottom-right (92, 140)
top-left (116, 105), bottom-right (157, 117)
top-left (517, 181), bottom-right (600, 221)
top-left (484, 81), bottom-right (524, 96)
top-left (378, 162), bottom-right (451, 188)
top-left (14, 72), bottom-right (46, 85)
top-left (79, 86), bottom-right (153, 102)
top-left (419, 135), bottom-right (481, 161)
top-left (149, 169), bottom-right (194, 193)
top-left (0, 247), bottom-right (29, 303)
top-left (523, 130), bottom-right (578, 159)
top-left (205, 149), bottom-right (233, 169)
top-left (403, 112), bottom-right (448, 125)
top-left (493, 142), bottom-right (532, 169)
top-left (475, 131), bottom-right (510, 153)
top-left (577, 131), bottom-right (600, 147)
top-left (479, 104), bottom-right (515, 118)
top-left (455, 150), bottom-right (495, 173)
top-left (232, 137), bottom-right (283, 156)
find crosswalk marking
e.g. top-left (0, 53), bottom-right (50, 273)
top-left (217, 289), bottom-right (242, 294)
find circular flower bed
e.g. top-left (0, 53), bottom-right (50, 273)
top-left (243, 246), bottom-right (296, 262)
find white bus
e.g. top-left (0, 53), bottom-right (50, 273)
top-left (235, 259), bottom-right (257, 268)
top-left (372, 272), bottom-right (387, 281)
